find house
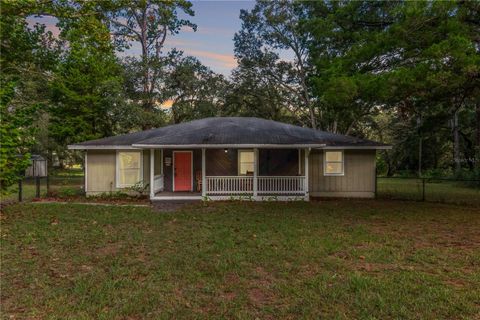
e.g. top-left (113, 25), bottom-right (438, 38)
top-left (68, 117), bottom-right (390, 201)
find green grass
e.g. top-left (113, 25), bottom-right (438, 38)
top-left (2, 200), bottom-right (479, 319)
top-left (377, 178), bottom-right (480, 206)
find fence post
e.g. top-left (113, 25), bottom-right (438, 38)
top-left (422, 178), bottom-right (425, 202)
top-left (46, 175), bottom-right (50, 195)
top-left (18, 179), bottom-right (22, 202)
top-left (374, 169), bottom-right (378, 199)
top-left (36, 176), bottom-right (41, 198)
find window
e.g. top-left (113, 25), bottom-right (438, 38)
top-left (238, 150), bottom-right (254, 175)
top-left (117, 151), bottom-right (142, 188)
top-left (324, 151), bottom-right (344, 176)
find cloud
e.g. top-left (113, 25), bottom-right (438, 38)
top-left (180, 25), bottom-right (197, 33)
top-left (187, 49), bottom-right (237, 68)
top-left (27, 16), bottom-right (61, 38)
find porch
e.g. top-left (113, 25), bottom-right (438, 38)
top-left (149, 148), bottom-right (310, 201)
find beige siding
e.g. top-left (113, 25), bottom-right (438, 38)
top-left (86, 150), bottom-right (116, 194)
top-left (86, 149), bottom-right (150, 195)
top-left (309, 150), bottom-right (376, 198)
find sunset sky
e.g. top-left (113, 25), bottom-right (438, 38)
top-left (28, 1), bottom-right (256, 76)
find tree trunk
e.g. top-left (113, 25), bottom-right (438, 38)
top-left (453, 110), bottom-right (461, 174)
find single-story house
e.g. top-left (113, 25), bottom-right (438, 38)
top-left (68, 117), bottom-right (391, 201)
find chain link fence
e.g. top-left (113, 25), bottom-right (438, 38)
top-left (376, 177), bottom-right (480, 206)
top-left (1, 175), bottom-right (85, 204)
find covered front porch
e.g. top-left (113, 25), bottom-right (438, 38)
top-left (148, 148), bottom-right (310, 201)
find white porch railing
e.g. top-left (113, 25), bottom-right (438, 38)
top-left (206, 176), bottom-right (253, 194)
top-left (205, 176), bottom-right (305, 195)
top-left (258, 176), bottom-right (305, 194)
top-left (153, 174), bottom-right (164, 193)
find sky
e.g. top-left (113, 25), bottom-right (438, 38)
top-left (28, 1), bottom-right (256, 76)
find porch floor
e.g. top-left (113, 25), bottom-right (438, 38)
top-left (152, 191), bottom-right (203, 201)
top-left (155, 191), bottom-right (202, 196)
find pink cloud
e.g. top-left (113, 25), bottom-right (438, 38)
top-left (27, 16), bottom-right (61, 38)
top-left (187, 49), bottom-right (237, 68)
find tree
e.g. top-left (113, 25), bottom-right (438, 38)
top-left (161, 52), bottom-right (228, 123)
top-left (0, 8), bottom-right (57, 191)
top-left (233, 0), bottom-right (316, 128)
top-left (0, 83), bottom-right (34, 192)
top-left (104, 0), bottom-right (196, 129)
top-left (48, 13), bottom-right (127, 164)
top-left (304, 1), bottom-right (480, 175)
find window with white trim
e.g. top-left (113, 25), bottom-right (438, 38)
top-left (324, 151), bottom-right (344, 175)
top-left (238, 150), bottom-right (254, 175)
top-left (117, 151), bottom-right (142, 187)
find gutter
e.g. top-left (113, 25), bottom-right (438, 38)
top-left (68, 143), bottom-right (392, 150)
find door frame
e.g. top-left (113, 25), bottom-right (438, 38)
top-left (172, 150), bottom-right (193, 192)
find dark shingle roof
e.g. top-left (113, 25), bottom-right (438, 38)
top-left (69, 117), bottom-right (389, 149)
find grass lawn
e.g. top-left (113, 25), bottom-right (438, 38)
top-left (377, 178), bottom-right (480, 206)
top-left (1, 200), bottom-right (479, 319)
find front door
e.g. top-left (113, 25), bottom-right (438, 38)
top-left (174, 151), bottom-right (192, 191)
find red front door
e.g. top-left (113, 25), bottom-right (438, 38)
top-left (174, 151), bottom-right (192, 191)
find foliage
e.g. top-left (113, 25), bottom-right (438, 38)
top-left (303, 0), bottom-right (480, 175)
top-left (0, 10), bottom-right (57, 192)
top-left (48, 12), bottom-right (126, 155)
top-left (0, 83), bottom-right (32, 192)
top-left (163, 52), bottom-right (229, 123)
top-left (104, 0), bottom-right (197, 129)
top-left (127, 180), bottom-right (149, 197)
top-left (232, 0), bottom-right (315, 127)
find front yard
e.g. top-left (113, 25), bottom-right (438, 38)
top-left (1, 200), bottom-right (479, 319)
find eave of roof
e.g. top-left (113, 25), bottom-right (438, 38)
top-left (67, 117), bottom-right (392, 150)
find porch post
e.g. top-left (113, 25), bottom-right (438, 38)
top-left (160, 149), bottom-right (164, 191)
top-left (253, 148), bottom-right (258, 198)
top-left (201, 148), bottom-right (206, 198)
top-left (304, 148), bottom-right (310, 201)
top-left (150, 148), bottom-right (155, 199)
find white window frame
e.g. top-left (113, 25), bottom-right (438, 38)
top-left (116, 150), bottom-right (143, 188)
top-left (237, 149), bottom-right (254, 176)
top-left (324, 150), bottom-right (344, 176)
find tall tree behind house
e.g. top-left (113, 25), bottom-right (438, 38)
top-left (104, 0), bottom-right (196, 129)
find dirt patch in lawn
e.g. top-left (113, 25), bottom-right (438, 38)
top-left (95, 243), bottom-right (121, 256)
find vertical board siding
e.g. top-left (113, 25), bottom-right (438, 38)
top-left (87, 149), bottom-right (151, 194)
top-left (309, 150), bottom-right (376, 197)
top-left (86, 150), bottom-right (116, 193)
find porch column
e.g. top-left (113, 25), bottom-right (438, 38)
top-left (160, 149), bottom-right (164, 191)
top-left (253, 148), bottom-right (259, 198)
top-left (201, 148), bottom-right (206, 198)
top-left (150, 148), bottom-right (155, 199)
top-left (304, 148), bottom-right (310, 201)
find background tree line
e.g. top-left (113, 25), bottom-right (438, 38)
top-left (1, 0), bottom-right (479, 191)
